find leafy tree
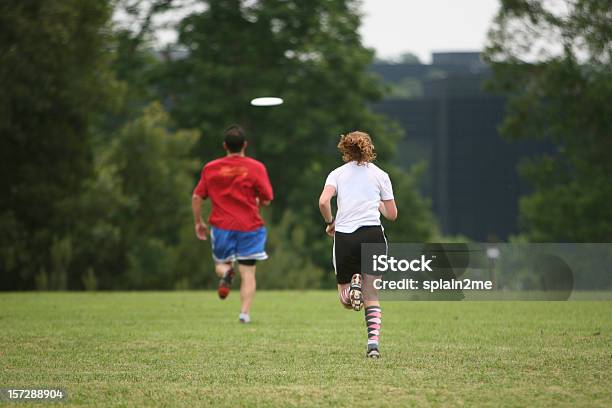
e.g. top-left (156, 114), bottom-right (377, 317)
top-left (484, 0), bottom-right (612, 241)
top-left (162, 0), bottom-right (397, 209)
top-left (0, 0), bottom-right (440, 290)
top-left (160, 0), bottom-right (438, 279)
top-left (384, 163), bottom-right (438, 243)
top-left (374, 51), bottom-right (421, 65)
top-left (397, 52), bottom-right (421, 64)
top-left (108, 0), bottom-right (185, 124)
top-left (388, 78), bottom-right (424, 99)
top-left (0, 1), bottom-right (113, 289)
top-left (66, 103), bottom-right (203, 289)
top-left (256, 211), bottom-right (324, 289)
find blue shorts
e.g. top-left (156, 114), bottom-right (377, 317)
top-left (210, 226), bottom-right (268, 263)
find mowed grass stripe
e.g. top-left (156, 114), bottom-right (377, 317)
top-left (1, 292), bottom-right (610, 407)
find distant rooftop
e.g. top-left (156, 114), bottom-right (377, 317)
top-left (371, 51), bottom-right (488, 84)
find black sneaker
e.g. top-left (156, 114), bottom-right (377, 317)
top-left (218, 268), bottom-right (235, 299)
top-left (349, 274), bottom-right (363, 311)
top-left (366, 345), bottom-right (381, 359)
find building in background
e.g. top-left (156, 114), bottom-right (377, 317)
top-left (371, 52), bottom-right (548, 240)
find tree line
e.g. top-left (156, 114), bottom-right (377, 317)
top-left (0, 0), bottom-right (436, 290)
top-left (1, 0), bottom-right (609, 290)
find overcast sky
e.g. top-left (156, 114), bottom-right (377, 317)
top-left (359, 0), bottom-right (500, 63)
top-left (151, 0), bottom-right (501, 64)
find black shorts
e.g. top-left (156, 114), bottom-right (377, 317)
top-left (333, 225), bottom-right (387, 284)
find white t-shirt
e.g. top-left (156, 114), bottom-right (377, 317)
top-left (324, 161), bottom-right (394, 233)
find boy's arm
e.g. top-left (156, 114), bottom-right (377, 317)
top-left (257, 164), bottom-right (274, 206)
top-left (192, 168), bottom-right (209, 240)
top-left (192, 195), bottom-right (208, 240)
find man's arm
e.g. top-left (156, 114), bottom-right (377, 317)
top-left (257, 164), bottom-right (274, 206)
top-left (319, 185), bottom-right (336, 236)
top-left (379, 199), bottom-right (398, 221)
top-left (192, 194), bottom-right (209, 240)
top-left (192, 167), bottom-right (209, 240)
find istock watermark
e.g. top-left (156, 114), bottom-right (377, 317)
top-left (371, 254), bottom-right (434, 272)
top-left (372, 277), bottom-right (493, 291)
top-left (360, 243), bottom-right (612, 301)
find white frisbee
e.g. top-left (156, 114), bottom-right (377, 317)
top-left (250, 97), bottom-right (284, 106)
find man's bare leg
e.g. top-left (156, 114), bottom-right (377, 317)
top-left (216, 262), bottom-right (234, 299)
top-left (215, 262), bottom-right (232, 277)
top-left (238, 263), bottom-right (256, 321)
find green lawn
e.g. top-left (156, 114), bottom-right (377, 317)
top-left (1, 292), bottom-right (611, 407)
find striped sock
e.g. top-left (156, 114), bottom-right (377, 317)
top-left (339, 287), bottom-right (350, 306)
top-left (365, 306), bottom-right (382, 346)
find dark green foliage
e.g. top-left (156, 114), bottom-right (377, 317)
top-left (1, 0), bottom-right (438, 290)
top-left (0, 1), bottom-right (113, 289)
top-left (485, 0), bottom-right (612, 241)
top-left (383, 163), bottom-right (437, 243)
top-left (161, 0), bottom-right (437, 275)
top-left (163, 0), bottom-right (396, 209)
top-left (256, 211), bottom-right (325, 289)
top-left (66, 103), bottom-right (204, 289)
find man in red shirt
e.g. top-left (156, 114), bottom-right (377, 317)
top-left (192, 125), bottom-right (273, 323)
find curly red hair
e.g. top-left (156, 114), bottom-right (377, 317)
top-left (337, 131), bottom-right (376, 164)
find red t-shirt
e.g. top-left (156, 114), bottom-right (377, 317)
top-left (193, 155), bottom-right (273, 232)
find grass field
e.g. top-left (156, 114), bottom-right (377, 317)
top-left (1, 292), bottom-right (611, 407)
